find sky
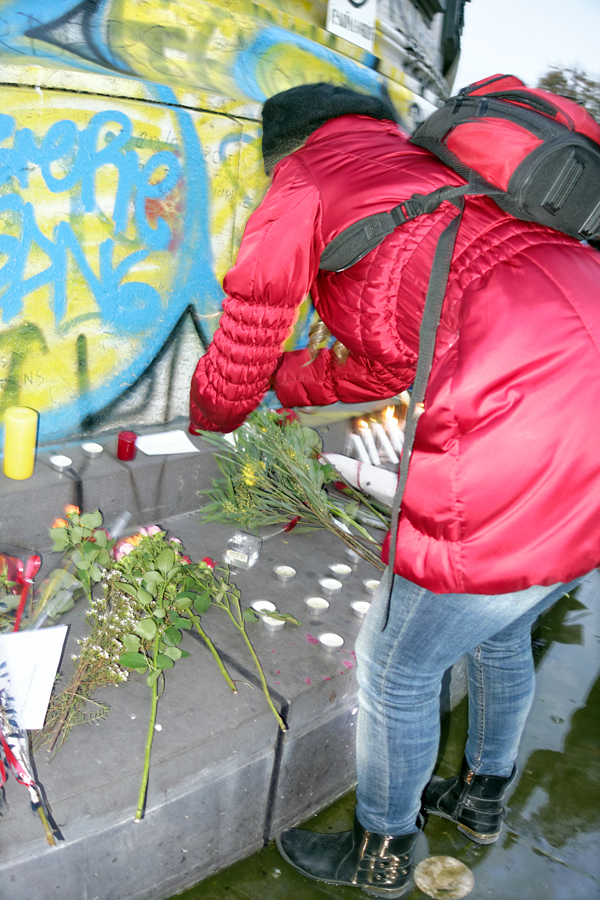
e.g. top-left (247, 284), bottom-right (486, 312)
top-left (453, 0), bottom-right (600, 92)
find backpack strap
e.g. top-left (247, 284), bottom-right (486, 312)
top-left (319, 183), bottom-right (471, 273)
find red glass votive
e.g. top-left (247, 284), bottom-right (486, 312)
top-left (117, 431), bottom-right (138, 461)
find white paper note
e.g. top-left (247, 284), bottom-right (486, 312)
top-left (135, 430), bottom-right (200, 456)
top-left (0, 626), bottom-right (68, 729)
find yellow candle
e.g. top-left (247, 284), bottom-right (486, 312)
top-left (3, 407), bottom-right (38, 480)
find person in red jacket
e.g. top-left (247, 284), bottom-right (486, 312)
top-left (190, 83), bottom-right (600, 897)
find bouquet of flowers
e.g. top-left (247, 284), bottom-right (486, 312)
top-left (199, 410), bottom-right (388, 569)
top-left (36, 515), bottom-right (293, 821)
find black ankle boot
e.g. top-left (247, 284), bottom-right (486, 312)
top-left (423, 758), bottom-right (517, 844)
top-left (276, 813), bottom-right (420, 898)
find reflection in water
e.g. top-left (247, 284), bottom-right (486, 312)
top-left (508, 673), bottom-right (600, 848)
top-left (531, 590), bottom-right (585, 666)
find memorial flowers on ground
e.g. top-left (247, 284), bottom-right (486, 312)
top-left (35, 512), bottom-right (293, 821)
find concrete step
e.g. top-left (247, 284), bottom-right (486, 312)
top-left (0, 420), bottom-right (467, 900)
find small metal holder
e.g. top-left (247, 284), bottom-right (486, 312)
top-left (318, 632), bottom-right (344, 652)
top-left (304, 596), bottom-right (329, 616)
top-left (318, 577), bottom-right (343, 597)
top-left (273, 565), bottom-right (296, 583)
top-left (81, 441), bottom-right (103, 459)
top-left (351, 600), bottom-right (371, 619)
top-left (327, 563), bottom-right (352, 580)
top-left (262, 615), bottom-right (285, 632)
top-left (363, 579), bottom-right (380, 596)
top-left (49, 454), bottom-right (73, 473)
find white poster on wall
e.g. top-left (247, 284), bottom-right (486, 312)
top-left (326, 0), bottom-right (377, 53)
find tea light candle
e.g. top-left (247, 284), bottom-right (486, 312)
top-left (251, 600), bottom-right (277, 614)
top-left (345, 547), bottom-right (364, 566)
top-left (318, 577), bottom-right (343, 596)
top-left (82, 441), bottom-right (103, 459)
top-left (273, 565), bottom-right (296, 583)
top-left (304, 596), bottom-right (329, 616)
top-left (327, 563), bottom-right (352, 580)
top-left (3, 407), bottom-right (38, 480)
top-left (262, 615), bottom-right (285, 632)
top-left (318, 632), bottom-right (344, 652)
top-left (49, 454), bottom-right (73, 473)
top-left (363, 579), bottom-right (380, 596)
top-left (351, 600), bottom-right (371, 619)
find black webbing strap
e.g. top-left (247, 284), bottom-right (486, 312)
top-left (379, 198), bottom-right (465, 630)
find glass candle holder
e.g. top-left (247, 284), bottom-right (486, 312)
top-left (117, 431), bottom-right (138, 461)
top-left (223, 532), bottom-right (262, 569)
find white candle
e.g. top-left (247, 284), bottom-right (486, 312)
top-left (348, 433), bottom-right (371, 464)
top-left (370, 421), bottom-right (399, 465)
top-left (383, 407), bottom-right (405, 455)
top-left (305, 596), bottom-right (329, 615)
top-left (318, 632), bottom-right (344, 652)
top-left (81, 441), bottom-right (103, 458)
top-left (273, 565), bottom-right (296, 583)
top-left (318, 577), bottom-right (343, 596)
top-left (327, 563), bottom-right (352, 579)
top-left (351, 600), bottom-right (371, 619)
top-left (49, 454), bottom-right (72, 472)
top-left (251, 600), bottom-right (276, 613)
top-left (363, 579), bottom-right (380, 596)
top-left (358, 421), bottom-right (381, 466)
top-left (345, 547), bottom-right (364, 565)
top-left (262, 615), bottom-right (285, 632)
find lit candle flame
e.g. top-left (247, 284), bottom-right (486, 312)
top-left (358, 419), bottom-right (368, 430)
top-left (384, 406), bottom-right (397, 423)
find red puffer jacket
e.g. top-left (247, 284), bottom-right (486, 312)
top-left (190, 115), bottom-right (600, 594)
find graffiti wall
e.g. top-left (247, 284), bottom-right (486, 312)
top-left (0, 0), bottom-right (421, 443)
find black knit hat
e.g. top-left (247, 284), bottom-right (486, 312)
top-left (262, 82), bottom-right (399, 174)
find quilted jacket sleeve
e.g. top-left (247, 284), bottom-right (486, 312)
top-left (273, 347), bottom-right (415, 407)
top-left (190, 160), bottom-right (322, 433)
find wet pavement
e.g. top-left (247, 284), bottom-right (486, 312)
top-left (168, 571), bottom-right (600, 900)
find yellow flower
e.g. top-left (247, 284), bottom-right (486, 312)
top-left (52, 517), bottom-right (68, 529)
top-left (64, 504), bottom-right (80, 516)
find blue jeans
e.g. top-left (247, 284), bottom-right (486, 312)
top-left (354, 572), bottom-right (584, 836)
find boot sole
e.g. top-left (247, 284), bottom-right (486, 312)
top-left (424, 808), bottom-right (501, 845)
top-left (276, 836), bottom-right (413, 898)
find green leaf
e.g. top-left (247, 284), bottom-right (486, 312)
top-left (193, 593), bottom-right (212, 616)
top-left (156, 548), bottom-right (175, 573)
top-left (242, 608), bottom-right (259, 622)
top-left (93, 529), bottom-right (107, 548)
top-left (122, 633), bottom-right (141, 652)
top-left (119, 651), bottom-right (148, 669)
top-left (71, 525), bottom-right (84, 542)
top-left (164, 626), bottom-right (182, 646)
top-left (164, 646), bottom-right (182, 660)
top-left (180, 650), bottom-right (191, 658)
top-left (96, 548), bottom-right (111, 567)
top-left (174, 592), bottom-right (195, 610)
top-left (82, 541), bottom-right (99, 559)
top-left (90, 565), bottom-right (102, 582)
top-left (154, 608), bottom-right (166, 618)
top-left (135, 618), bottom-right (157, 640)
top-left (142, 570), bottom-right (163, 583)
top-left (141, 577), bottom-right (158, 597)
top-left (115, 582), bottom-right (138, 599)
top-left (80, 511), bottom-right (103, 529)
top-left (51, 535), bottom-right (70, 552)
top-left (137, 588), bottom-right (154, 605)
top-left (156, 653), bottom-right (174, 669)
top-left (147, 669), bottom-right (161, 687)
top-left (171, 615), bottom-right (192, 630)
